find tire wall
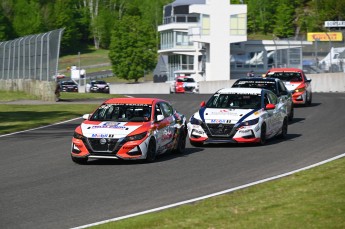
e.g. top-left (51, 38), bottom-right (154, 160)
top-left (0, 79), bottom-right (56, 101)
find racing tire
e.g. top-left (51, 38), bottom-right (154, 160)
top-left (145, 138), bottom-right (157, 163)
top-left (174, 128), bottom-right (187, 154)
top-left (279, 118), bottom-right (288, 139)
top-left (71, 156), bottom-right (88, 164)
top-left (288, 104), bottom-right (294, 121)
top-left (306, 92), bottom-right (312, 106)
top-left (259, 123), bottom-right (267, 146)
top-left (190, 140), bottom-right (203, 147)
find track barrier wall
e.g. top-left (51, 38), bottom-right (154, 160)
top-left (109, 72), bottom-right (345, 94)
top-left (0, 79), bottom-right (56, 101)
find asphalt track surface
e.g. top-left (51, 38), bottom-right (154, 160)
top-left (1, 93), bottom-right (345, 229)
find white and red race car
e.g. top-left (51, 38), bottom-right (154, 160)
top-left (71, 98), bottom-right (187, 164)
top-left (187, 88), bottom-right (288, 146)
top-left (266, 68), bottom-right (312, 106)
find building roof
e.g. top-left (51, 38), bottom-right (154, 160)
top-left (170, 0), bottom-right (205, 6)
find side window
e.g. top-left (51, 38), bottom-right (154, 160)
top-left (267, 91), bottom-right (278, 104)
top-left (263, 94), bottom-right (270, 105)
top-left (278, 81), bottom-right (287, 94)
top-left (161, 102), bottom-right (174, 117)
top-left (155, 104), bottom-right (164, 119)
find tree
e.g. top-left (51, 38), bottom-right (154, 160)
top-left (0, 6), bottom-right (11, 41)
top-left (273, 3), bottom-right (295, 38)
top-left (12, 0), bottom-right (43, 36)
top-left (53, 0), bottom-right (82, 54)
top-left (109, 15), bottom-right (157, 82)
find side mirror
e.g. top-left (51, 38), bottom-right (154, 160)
top-left (200, 101), bottom-right (206, 107)
top-left (82, 114), bottom-right (90, 120)
top-left (306, 78), bottom-right (312, 82)
top-left (156, 114), bottom-right (164, 122)
top-left (265, 104), bottom-right (275, 110)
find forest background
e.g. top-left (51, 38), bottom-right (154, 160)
top-left (0, 0), bottom-right (344, 80)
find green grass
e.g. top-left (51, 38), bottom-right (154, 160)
top-left (59, 92), bottom-right (122, 100)
top-left (0, 104), bottom-right (99, 134)
top-left (0, 90), bottom-right (40, 102)
top-left (59, 48), bottom-right (111, 74)
top-left (92, 157), bottom-right (345, 229)
top-left (0, 90), bottom-right (123, 134)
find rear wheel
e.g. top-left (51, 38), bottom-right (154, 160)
top-left (279, 118), bottom-right (288, 139)
top-left (259, 123), bottom-right (267, 145)
top-left (145, 139), bottom-right (157, 163)
top-left (71, 156), bottom-right (88, 164)
top-left (174, 128), bottom-right (186, 154)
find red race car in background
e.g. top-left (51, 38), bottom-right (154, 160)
top-left (174, 76), bottom-right (199, 93)
top-left (266, 68), bottom-right (312, 106)
top-left (71, 98), bottom-right (187, 164)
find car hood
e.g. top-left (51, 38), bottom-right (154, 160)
top-left (194, 108), bottom-right (261, 124)
top-left (282, 81), bottom-right (302, 91)
top-left (183, 82), bottom-right (197, 87)
top-left (94, 84), bottom-right (108, 88)
top-left (80, 121), bottom-right (143, 138)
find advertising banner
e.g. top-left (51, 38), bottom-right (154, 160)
top-left (307, 32), bottom-right (343, 42)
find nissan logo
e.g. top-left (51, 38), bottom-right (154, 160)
top-left (100, 138), bottom-right (107, 145)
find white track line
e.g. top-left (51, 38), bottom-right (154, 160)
top-left (0, 117), bottom-right (82, 138)
top-left (71, 153), bottom-right (345, 229)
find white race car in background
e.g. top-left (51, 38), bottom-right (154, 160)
top-left (187, 88), bottom-right (288, 146)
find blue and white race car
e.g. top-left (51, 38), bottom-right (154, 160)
top-left (187, 88), bottom-right (288, 146)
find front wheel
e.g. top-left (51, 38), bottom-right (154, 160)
top-left (305, 92), bottom-right (312, 106)
top-left (279, 118), bottom-right (288, 139)
top-left (145, 139), bottom-right (157, 163)
top-left (174, 128), bottom-right (186, 154)
top-left (259, 123), bottom-right (266, 145)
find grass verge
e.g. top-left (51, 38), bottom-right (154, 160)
top-left (0, 90), bottom-right (119, 135)
top-left (0, 104), bottom-right (99, 135)
top-left (91, 156), bottom-right (345, 229)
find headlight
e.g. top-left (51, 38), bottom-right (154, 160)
top-left (73, 132), bottom-right (84, 139)
top-left (190, 116), bottom-right (202, 125)
top-left (237, 118), bottom-right (259, 128)
top-left (125, 132), bottom-right (147, 141)
top-left (294, 87), bottom-right (305, 93)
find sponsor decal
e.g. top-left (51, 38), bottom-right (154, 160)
top-left (210, 111), bottom-right (237, 115)
top-left (91, 134), bottom-right (115, 138)
top-left (162, 129), bottom-right (174, 140)
top-left (210, 119), bottom-right (231, 124)
top-left (89, 122), bottom-right (129, 130)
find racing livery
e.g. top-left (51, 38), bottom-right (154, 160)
top-left (71, 98), bottom-right (187, 164)
top-left (187, 88), bottom-right (288, 146)
top-left (266, 68), bottom-right (312, 106)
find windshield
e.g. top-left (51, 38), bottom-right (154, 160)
top-left (206, 93), bottom-right (261, 109)
top-left (267, 72), bottom-right (302, 82)
top-left (93, 81), bottom-right (106, 84)
top-left (233, 80), bottom-right (277, 94)
top-left (62, 81), bottom-right (76, 85)
top-left (177, 78), bottom-right (195, 83)
top-left (90, 104), bottom-right (152, 122)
